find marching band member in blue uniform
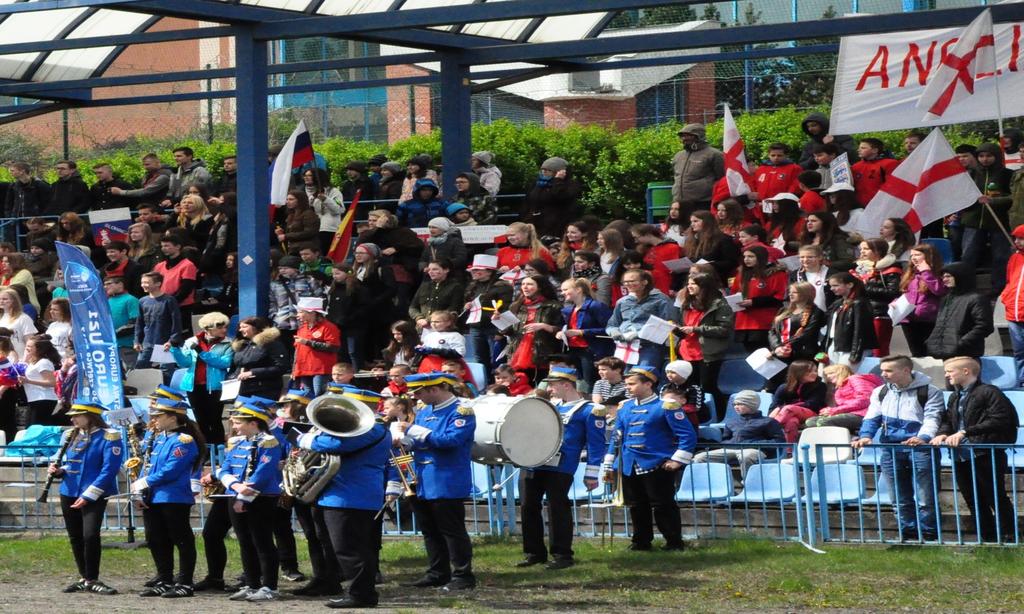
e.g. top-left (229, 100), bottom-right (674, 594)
top-left (50, 400), bottom-right (124, 595)
top-left (218, 401), bottom-right (285, 602)
top-left (132, 397), bottom-right (204, 598)
top-left (277, 387), bottom-right (343, 597)
top-left (518, 367), bottom-right (605, 569)
top-left (195, 425), bottom-right (243, 592)
top-left (391, 372), bottom-right (477, 591)
top-left (295, 387), bottom-right (391, 609)
top-left (601, 365), bottom-right (696, 552)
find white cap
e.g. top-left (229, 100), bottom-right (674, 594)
top-left (467, 254), bottom-right (499, 271)
top-left (665, 360), bottom-right (693, 382)
top-left (821, 182), bottom-right (855, 194)
top-left (296, 296), bottom-right (326, 314)
top-left (766, 192), bottom-right (800, 202)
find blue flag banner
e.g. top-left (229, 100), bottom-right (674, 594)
top-left (56, 241), bottom-right (125, 415)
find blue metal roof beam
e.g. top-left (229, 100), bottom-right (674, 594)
top-left (0, 24), bottom-right (237, 55)
top-left (250, 0), bottom-right (711, 40)
top-left (462, 4), bottom-right (1024, 65)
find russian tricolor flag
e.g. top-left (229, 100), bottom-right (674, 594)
top-left (270, 119), bottom-right (315, 206)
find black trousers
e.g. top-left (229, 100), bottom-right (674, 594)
top-left (143, 503), bottom-right (197, 585)
top-left (521, 470), bottom-right (574, 560)
top-left (273, 504), bottom-right (299, 572)
top-left (188, 387), bottom-right (225, 446)
top-left (201, 497), bottom-right (231, 580)
top-left (901, 321), bottom-right (935, 358)
top-left (61, 495), bottom-right (107, 581)
top-left (691, 359), bottom-right (725, 422)
top-left (229, 496), bottom-right (280, 590)
top-left (323, 507), bottom-right (378, 605)
top-left (955, 452), bottom-right (1015, 542)
top-left (622, 468), bottom-right (682, 547)
top-left (294, 501), bottom-right (340, 584)
top-left (411, 498), bottom-right (474, 582)
top-left (29, 399), bottom-right (60, 426)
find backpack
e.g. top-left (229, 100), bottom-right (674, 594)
top-left (877, 385), bottom-right (929, 407)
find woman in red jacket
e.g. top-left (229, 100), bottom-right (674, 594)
top-left (496, 222), bottom-right (555, 273)
top-left (630, 223), bottom-right (681, 296)
top-left (730, 245), bottom-right (788, 352)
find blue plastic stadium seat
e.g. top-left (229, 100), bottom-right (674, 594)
top-left (809, 464), bottom-right (865, 505)
top-left (568, 461), bottom-right (596, 501)
top-left (921, 238), bottom-right (953, 265)
top-left (980, 356), bottom-right (1017, 390)
top-left (1008, 428), bottom-right (1024, 469)
top-left (701, 393), bottom-right (716, 426)
top-left (1004, 391), bottom-right (1024, 426)
top-left (860, 472), bottom-right (893, 506)
top-left (856, 356), bottom-right (881, 375)
top-left (465, 361), bottom-right (488, 390)
top-left (717, 359), bottom-right (766, 397)
top-left (676, 463), bottom-right (733, 502)
top-left (728, 463), bottom-right (797, 504)
top-left (471, 462), bottom-right (492, 499)
top-left (853, 432), bottom-right (884, 466)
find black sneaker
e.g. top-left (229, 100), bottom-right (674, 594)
top-left (193, 577), bottom-right (225, 592)
top-left (404, 576), bottom-right (449, 588)
top-left (86, 580), bottom-right (118, 595)
top-left (374, 571), bottom-right (384, 585)
top-left (143, 575), bottom-right (162, 588)
top-left (627, 543), bottom-right (652, 551)
top-left (326, 596), bottom-right (378, 609)
top-left (63, 579), bottom-right (87, 593)
top-left (440, 578), bottom-right (476, 592)
top-left (139, 582), bottom-right (170, 597)
top-left (515, 556), bottom-right (547, 568)
top-left (160, 584), bottom-right (194, 598)
top-left (291, 579), bottom-right (327, 596)
top-left (281, 569), bottom-right (307, 582)
top-left (544, 558), bottom-right (575, 570)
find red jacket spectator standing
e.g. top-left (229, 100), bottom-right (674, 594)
top-left (496, 221), bottom-right (556, 272)
top-left (292, 298), bottom-right (342, 393)
top-left (730, 245), bottom-right (788, 350)
top-left (753, 144), bottom-right (803, 202)
top-left (799, 190), bottom-right (826, 214)
top-left (631, 224), bottom-right (681, 296)
top-left (851, 138), bottom-right (899, 206)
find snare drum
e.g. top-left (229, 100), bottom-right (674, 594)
top-left (469, 395), bottom-right (563, 467)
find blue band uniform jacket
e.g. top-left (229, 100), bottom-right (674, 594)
top-left (602, 395), bottom-right (697, 475)
top-left (59, 428), bottom-right (124, 502)
top-left (401, 397), bottom-right (475, 500)
top-left (131, 430), bottom-right (199, 504)
top-left (299, 423), bottom-right (390, 511)
top-left (536, 400), bottom-right (607, 479)
top-left (216, 432), bottom-right (284, 502)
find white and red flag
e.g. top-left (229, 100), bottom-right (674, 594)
top-left (852, 129), bottom-right (980, 236)
top-left (916, 9), bottom-right (996, 120)
top-left (722, 104), bottom-right (752, 197)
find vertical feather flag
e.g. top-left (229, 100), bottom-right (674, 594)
top-left (327, 189), bottom-right (361, 263)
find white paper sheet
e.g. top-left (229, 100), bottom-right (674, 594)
top-left (724, 293), bottom-right (746, 312)
top-left (638, 315), bottom-right (675, 345)
top-left (778, 255), bottom-right (802, 271)
top-left (492, 311), bottom-right (519, 332)
top-left (887, 294), bottom-right (915, 325)
top-left (148, 345), bottom-right (176, 364)
top-left (220, 379), bottom-right (241, 401)
top-left (662, 257), bottom-right (695, 273)
top-left (745, 347), bottom-right (788, 379)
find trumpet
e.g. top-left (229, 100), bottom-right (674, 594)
top-left (124, 422), bottom-right (145, 483)
top-left (389, 443), bottom-right (417, 498)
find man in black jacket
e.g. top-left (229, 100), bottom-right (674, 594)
top-left (925, 263), bottom-right (995, 359)
top-left (49, 160), bottom-right (92, 214)
top-left (89, 163), bottom-right (132, 211)
top-left (934, 357), bottom-right (1020, 542)
top-left (4, 161), bottom-right (51, 219)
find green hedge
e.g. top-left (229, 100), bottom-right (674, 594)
top-left (0, 109), bottom-right (997, 220)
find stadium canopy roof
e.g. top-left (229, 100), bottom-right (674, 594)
top-left (1, 0), bottom-right (1021, 317)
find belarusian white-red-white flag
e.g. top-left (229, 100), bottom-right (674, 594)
top-left (916, 9), bottom-right (995, 120)
top-left (852, 129), bottom-right (980, 236)
top-left (722, 104), bottom-right (752, 197)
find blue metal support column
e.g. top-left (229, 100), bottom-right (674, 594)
top-left (235, 27), bottom-right (270, 319)
top-left (439, 54), bottom-right (472, 197)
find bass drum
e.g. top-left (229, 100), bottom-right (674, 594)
top-left (470, 395), bottom-right (563, 467)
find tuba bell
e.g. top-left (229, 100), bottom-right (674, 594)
top-left (281, 393), bottom-right (377, 505)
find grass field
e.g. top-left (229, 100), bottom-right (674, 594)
top-left (1, 533), bottom-right (1022, 612)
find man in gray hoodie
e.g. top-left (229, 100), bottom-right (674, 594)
top-left (163, 146), bottom-right (211, 206)
top-left (852, 355), bottom-right (945, 541)
top-left (470, 151), bottom-right (501, 197)
top-left (670, 123), bottom-right (724, 225)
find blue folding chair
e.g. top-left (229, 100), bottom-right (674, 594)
top-left (676, 463), bottom-right (733, 502)
top-left (717, 359), bottom-right (766, 396)
top-left (921, 238), bottom-right (953, 265)
top-left (856, 356), bottom-right (881, 375)
top-left (701, 393), bottom-right (716, 426)
top-left (853, 432), bottom-right (884, 466)
top-left (809, 464), bottom-right (865, 505)
top-left (728, 463), bottom-right (797, 504)
top-left (1008, 427), bottom-right (1024, 469)
top-left (1005, 391), bottom-right (1024, 426)
top-left (980, 356), bottom-right (1018, 390)
top-left (471, 463), bottom-right (492, 500)
top-left (860, 472), bottom-right (893, 506)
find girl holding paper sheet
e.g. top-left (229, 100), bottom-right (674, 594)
top-left (767, 282), bottom-right (825, 388)
top-left (822, 272), bottom-right (876, 368)
top-left (730, 247), bottom-right (788, 353)
top-left (682, 210), bottom-right (740, 284)
top-left (897, 244), bottom-right (947, 357)
top-left (498, 275), bottom-right (563, 384)
top-left (558, 279), bottom-right (613, 383)
top-left (606, 270), bottom-right (676, 379)
top-left (674, 272), bottom-right (734, 421)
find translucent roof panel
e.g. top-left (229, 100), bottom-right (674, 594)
top-left (461, 18), bottom-right (533, 40)
top-left (0, 7), bottom-right (87, 80)
top-left (316, 0), bottom-right (395, 15)
top-left (527, 12), bottom-right (607, 43)
top-left (32, 11), bottom-right (152, 82)
top-left (238, 0), bottom-right (310, 10)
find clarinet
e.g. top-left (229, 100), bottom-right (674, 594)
top-left (139, 426), bottom-right (158, 505)
top-left (238, 435), bottom-right (259, 510)
top-left (38, 428), bottom-right (79, 503)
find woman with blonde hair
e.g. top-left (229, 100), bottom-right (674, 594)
top-left (177, 192), bottom-right (213, 253)
top-left (0, 288), bottom-right (37, 355)
top-left (804, 364), bottom-right (882, 433)
top-left (128, 222), bottom-right (160, 272)
top-left (496, 222), bottom-right (554, 273)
